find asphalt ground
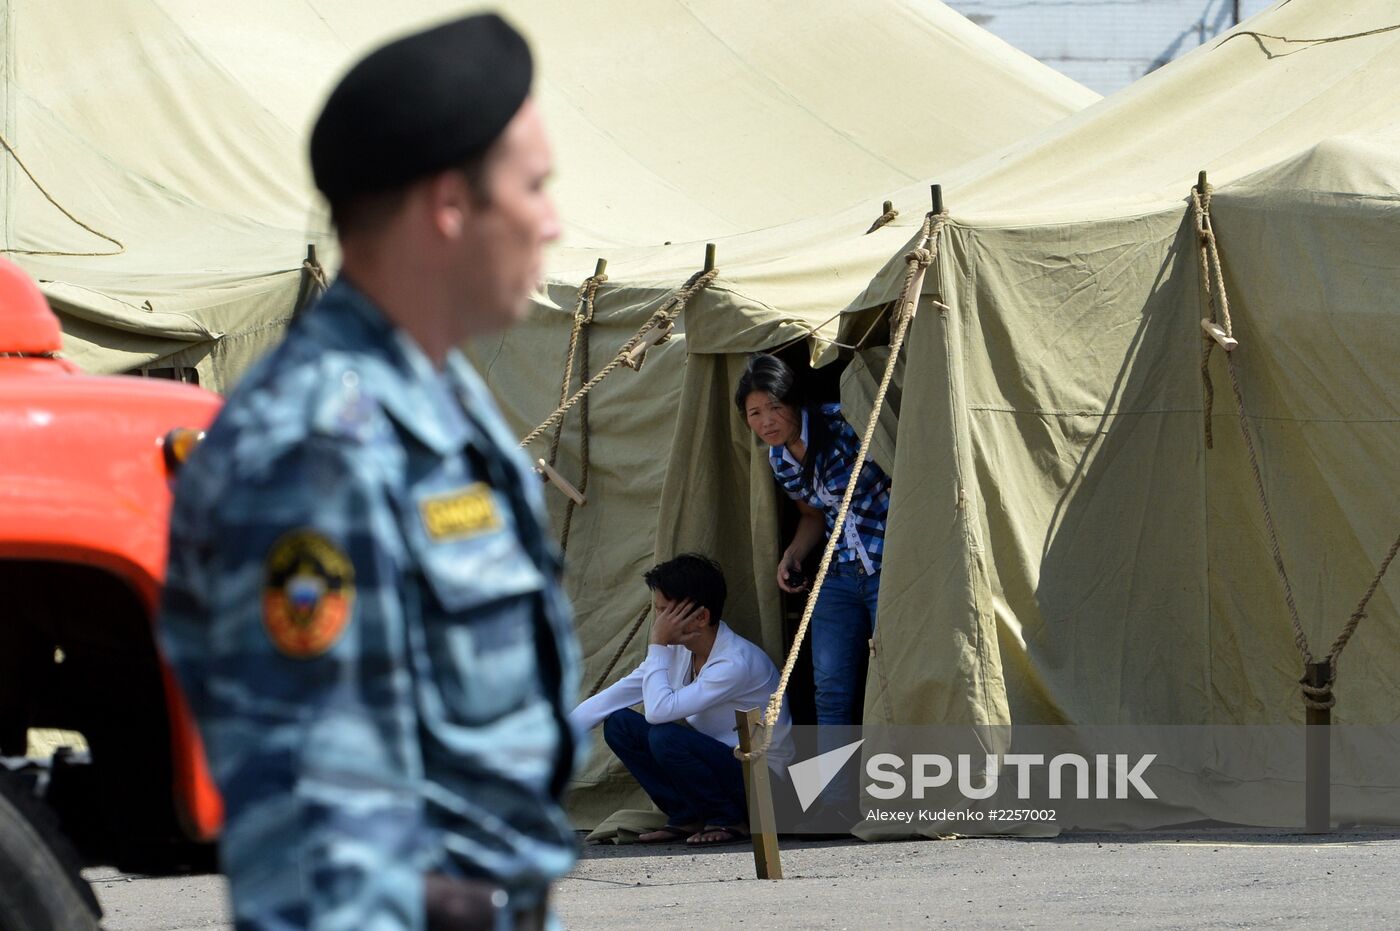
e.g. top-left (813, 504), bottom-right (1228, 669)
top-left (87, 827), bottom-right (1400, 930)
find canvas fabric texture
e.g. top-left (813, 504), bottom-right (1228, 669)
top-left (1, 0), bottom-right (1093, 380)
top-left (2, 0), bottom-right (1094, 835)
top-left (539, 0), bottom-right (1400, 828)
top-left (7, 0), bottom-right (1398, 831)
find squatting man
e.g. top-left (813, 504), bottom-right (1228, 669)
top-left (572, 554), bottom-right (793, 845)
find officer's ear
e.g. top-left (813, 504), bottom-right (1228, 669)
top-left (423, 167), bottom-right (487, 242)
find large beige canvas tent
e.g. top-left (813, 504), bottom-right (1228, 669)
top-left (538, 0), bottom-right (1400, 829)
top-left (1, 0), bottom-right (1094, 387)
top-left (1, 0), bottom-right (1098, 823)
top-left (14, 0), bottom-right (1390, 831)
top-left (0, 0), bottom-right (317, 386)
top-left (852, 0), bottom-right (1400, 829)
top-left (856, 0), bottom-right (1400, 728)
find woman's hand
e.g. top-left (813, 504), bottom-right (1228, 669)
top-left (776, 553), bottom-right (808, 593)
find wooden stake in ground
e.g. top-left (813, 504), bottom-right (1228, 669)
top-left (1304, 662), bottom-right (1332, 833)
top-left (737, 708), bottom-right (783, 880)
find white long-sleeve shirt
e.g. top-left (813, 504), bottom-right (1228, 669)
top-left (571, 621), bottom-right (792, 763)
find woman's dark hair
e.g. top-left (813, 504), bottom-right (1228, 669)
top-left (734, 353), bottom-right (834, 491)
top-left (643, 553), bottom-right (726, 624)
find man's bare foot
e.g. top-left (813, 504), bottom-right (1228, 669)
top-left (637, 822), bottom-right (702, 843)
top-left (685, 825), bottom-right (749, 846)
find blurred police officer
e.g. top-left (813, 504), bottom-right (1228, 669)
top-left (160, 14), bottom-right (579, 931)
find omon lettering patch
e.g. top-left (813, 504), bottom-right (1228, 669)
top-left (419, 482), bottom-right (502, 541)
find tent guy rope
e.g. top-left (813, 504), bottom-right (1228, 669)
top-left (0, 131), bottom-right (125, 257)
top-left (1191, 176), bottom-right (1398, 711)
top-left (737, 208), bottom-right (947, 762)
top-left (520, 259), bottom-right (718, 450)
top-left (587, 601), bottom-right (653, 698)
top-left (547, 261), bottom-right (606, 552)
top-left (1220, 21), bottom-right (1400, 53)
top-left (866, 200), bottom-right (899, 234)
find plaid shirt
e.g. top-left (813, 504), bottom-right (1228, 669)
top-left (768, 403), bottom-right (891, 573)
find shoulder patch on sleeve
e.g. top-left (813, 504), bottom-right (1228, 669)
top-left (262, 530), bottom-right (355, 658)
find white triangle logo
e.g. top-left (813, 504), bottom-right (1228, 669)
top-left (789, 739), bottom-right (865, 812)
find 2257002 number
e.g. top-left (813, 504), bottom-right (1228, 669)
top-left (986, 809), bottom-right (1057, 821)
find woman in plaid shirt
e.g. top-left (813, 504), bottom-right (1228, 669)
top-left (735, 355), bottom-right (892, 727)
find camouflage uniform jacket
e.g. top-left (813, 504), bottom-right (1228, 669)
top-left (160, 278), bottom-right (582, 930)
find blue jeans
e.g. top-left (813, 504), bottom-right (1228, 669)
top-left (810, 563), bottom-right (879, 726)
top-left (602, 708), bottom-right (747, 827)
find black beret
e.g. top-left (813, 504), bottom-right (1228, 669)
top-left (310, 13), bottom-right (532, 201)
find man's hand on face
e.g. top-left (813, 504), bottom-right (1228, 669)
top-left (650, 598), bottom-right (707, 646)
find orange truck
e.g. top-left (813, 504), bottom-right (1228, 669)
top-left (0, 258), bottom-right (224, 930)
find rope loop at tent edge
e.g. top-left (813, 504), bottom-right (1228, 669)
top-left (1190, 179), bottom-right (1399, 713)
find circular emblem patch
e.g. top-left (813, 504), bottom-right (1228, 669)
top-left (261, 530), bottom-right (355, 658)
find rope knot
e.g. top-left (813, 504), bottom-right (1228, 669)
top-left (302, 258), bottom-right (329, 291)
top-left (866, 207), bottom-right (899, 235)
top-left (521, 264), bottom-right (714, 450)
top-left (1300, 679), bottom-right (1336, 711)
top-left (905, 246), bottom-right (933, 267)
top-left (578, 273), bottom-right (606, 323)
top-left (684, 266), bottom-right (720, 298)
top-left (733, 717), bottom-right (776, 763)
top-left (622, 320), bottom-right (674, 372)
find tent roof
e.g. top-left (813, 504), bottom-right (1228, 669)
top-left (1, 0), bottom-right (1096, 381)
top-left (155, 0), bottom-right (1097, 244)
top-left (579, 0), bottom-right (1400, 352)
top-left (903, 0), bottom-right (1400, 222)
top-left (1224, 128), bottom-right (1400, 202)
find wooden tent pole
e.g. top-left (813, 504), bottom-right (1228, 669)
top-left (1304, 662), bottom-right (1332, 833)
top-left (736, 708), bottom-right (783, 879)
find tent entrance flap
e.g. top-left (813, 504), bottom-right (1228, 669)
top-left (741, 211), bottom-right (946, 763)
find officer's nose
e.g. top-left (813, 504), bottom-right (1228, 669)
top-left (539, 194), bottom-right (561, 245)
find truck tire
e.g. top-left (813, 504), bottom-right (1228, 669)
top-left (0, 771), bottom-right (101, 931)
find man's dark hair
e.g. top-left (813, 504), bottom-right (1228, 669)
top-left (329, 184), bottom-right (410, 240)
top-left (330, 154), bottom-right (492, 239)
top-left (643, 554), bottom-right (726, 625)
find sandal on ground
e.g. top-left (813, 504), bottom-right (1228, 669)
top-left (637, 823), bottom-right (702, 844)
top-left (685, 825), bottom-right (749, 846)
